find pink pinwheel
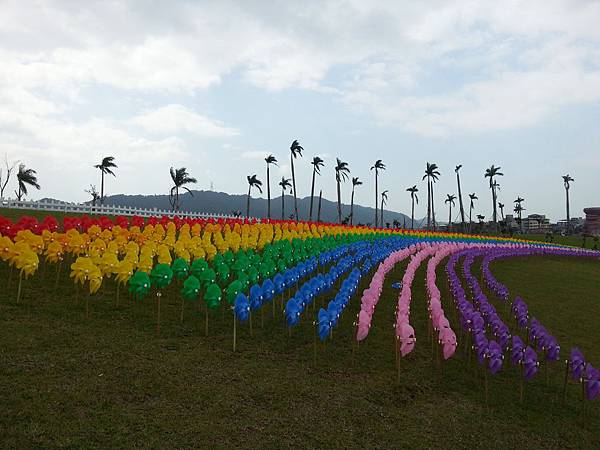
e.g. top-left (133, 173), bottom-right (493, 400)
top-left (439, 327), bottom-right (457, 359)
top-left (398, 323), bottom-right (416, 357)
top-left (356, 310), bottom-right (371, 342)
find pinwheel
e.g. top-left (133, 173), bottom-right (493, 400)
top-left (487, 340), bottom-right (503, 374)
top-left (190, 258), bottom-right (209, 278)
top-left (233, 292), bottom-right (251, 350)
top-left (128, 270), bottom-right (151, 301)
top-left (204, 283), bottom-right (222, 336)
top-left (585, 365), bottom-right (600, 400)
top-left (285, 297), bottom-right (302, 328)
top-left (523, 347), bottom-right (539, 381)
top-left (171, 258), bottom-right (190, 281)
top-left (226, 280), bottom-right (242, 305)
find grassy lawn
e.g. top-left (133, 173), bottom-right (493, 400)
top-left (1, 248), bottom-right (599, 449)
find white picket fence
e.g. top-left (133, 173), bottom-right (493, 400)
top-left (0, 198), bottom-right (241, 220)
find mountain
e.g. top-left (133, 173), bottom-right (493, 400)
top-left (102, 190), bottom-right (424, 227)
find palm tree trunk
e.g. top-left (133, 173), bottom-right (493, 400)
top-left (266, 165), bottom-right (271, 220)
top-left (380, 197), bottom-right (384, 227)
top-left (337, 179), bottom-right (342, 223)
top-left (246, 186), bottom-right (251, 218)
top-left (457, 172), bottom-right (465, 227)
top-left (281, 189), bottom-right (285, 220)
top-left (448, 204), bottom-right (452, 229)
top-left (566, 187), bottom-right (570, 234)
top-left (309, 168), bottom-right (316, 221)
top-left (350, 187), bottom-right (355, 226)
top-left (491, 181), bottom-right (497, 224)
top-left (426, 177), bottom-right (431, 230)
top-left (411, 197), bottom-right (415, 230)
top-left (317, 190), bottom-right (322, 222)
top-left (291, 155), bottom-right (298, 220)
top-left (100, 171), bottom-right (105, 205)
top-left (374, 170), bottom-right (378, 227)
top-left (469, 205), bottom-right (473, 233)
top-left (431, 181), bottom-right (436, 230)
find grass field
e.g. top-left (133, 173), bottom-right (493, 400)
top-left (1, 210), bottom-right (600, 449)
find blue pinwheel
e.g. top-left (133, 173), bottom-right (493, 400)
top-left (273, 273), bottom-right (285, 295)
top-left (317, 308), bottom-right (331, 341)
top-left (249, 284), bottom-right (263, 311)
top-left (262, 279), bottom-right (275, 303)
top-left (285, 298), bottom-right (302, 327)
top-left (570, 348), bottom-right (586, 380)
top-left (234, 293), bottom-right (250, 322)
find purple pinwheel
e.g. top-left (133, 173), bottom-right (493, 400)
top-left (511, 336), bottom-right (525, 365)
top-left (523, 347), bottom-right (539, 381)
top-left (570, 348), bottom-right (586, 380)
top-left (585, 364), bottom-right (600, 400)
top-left (488, 340), bottom-right (504, 374)
top-left (473, 332), bottom-right (489, 365)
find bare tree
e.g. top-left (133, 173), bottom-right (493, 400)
top-left (85, 185), bottom-right (100, 206)
top-left (0, 155), bottom-right (19, 198)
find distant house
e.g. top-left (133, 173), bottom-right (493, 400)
top-left (521, 214), bottom-right (550, 233)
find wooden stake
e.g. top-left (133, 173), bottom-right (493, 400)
top-left (233, 313), bottom-right (237, 352)
top-left (205, 303), bottom-right (209, 336)
top-left (562, 360), bottom-right (570, 402)
top-left (249, 311), bottom-right (253, 337)
top-left (180, 297), bottom-right (185, 323)
top-left (157, 292), bottom-right (162, 334)
top-left (16, 271), bottom-right (23, 304)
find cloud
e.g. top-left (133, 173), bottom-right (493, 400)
top-left (131, 104), bottom-right (239, 137)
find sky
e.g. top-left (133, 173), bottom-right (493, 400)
top-left (1, 0), bottom-right (599, 222)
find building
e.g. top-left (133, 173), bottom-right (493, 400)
top-left (521, 214), bottom-right (550, 233)
top-left (584, 208), bottom-right (600, 235)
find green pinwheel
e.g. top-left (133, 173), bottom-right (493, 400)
top-left (180, 275), bottom-right (200, 324)
top-left (151, 263), bottom-right (173, 289)
top-left (172, 258), bottom-right (190, 280)
top-left (215, 262), bottom-right (230, 285)
top-left (181, 275), bottom-right (201, 301)
top-left (128, 271), bottom-right (151, 300)
top-left (203, 283), bottom-right (222, 336)
top-left (205, 283), bottom-right (222, 310)
top-left (226, 279), bottom-right (242, 305)
top-left (191, 258), bottom-right (209, 278)
top-left (223, 250), bottom-right (235, 266)
top-left (238, 273), bottom-right (250, 291)
top-left (199, 268), bottom-right (216, 288)
top-left (247, 266), bottom-right (260, 285)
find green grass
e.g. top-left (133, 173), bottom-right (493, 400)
top-left (1, 250), bottom-right (599, 449)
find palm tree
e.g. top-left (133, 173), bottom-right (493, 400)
top-left (14, 164), bottom-right (40, 201)
top-left (484, 165), bottom-right (504, 226)
top-left (264, 154), bottom-right (278, 220)
top-left (562, 174), bottom-right (575, 234)
top-left (246, 175), bottom-right (262, 218)
top-left (278, 177), bottom-right (292, 220)
top-left (169, 167), bottom-right (197, 212)
top-left (422, 163), bottom-right (441, 230)
top-left (85, 185), bottom-right (100, 206)
top-left (406, 185), bottom-right (419, 230)
top-left (514, 197), bottom-right (525, 233)
top-left (380, 190), bottom-right (389, 226)
top-left (455, 165), bottom-right (466, 229)
top-left (445, 194), bottom-right (457, 230)
top-left (309, 156), bottom-right (324, 221)
top-left (289, 140), bottom-right (303, 220)
top-left (468, 193), bottom-right (478, 232)
top-left (94, 156), bottom-right (117, 205)
top-left (370, 160), bottom-right (386, 227)
top-left (350, 177), bottom-right (362, 226)
top-left (334, 158), bottom-right (350, 223)
top-left (477, 214), bottom-right (485, 224)
top-left (498, 202), bottom-right (505, 221)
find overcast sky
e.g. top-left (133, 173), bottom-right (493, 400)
top-left (1, 0), bottom-right (599, 221)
